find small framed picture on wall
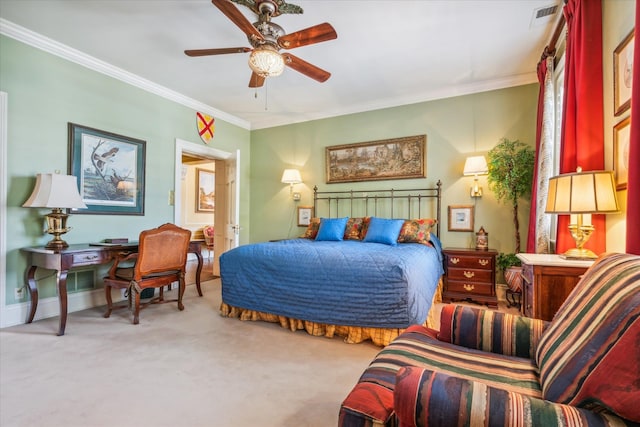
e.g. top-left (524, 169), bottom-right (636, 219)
top-left (614, 116), bottom-right (630, 191)
top-left (614, 29), bottom-right (634, 116)
top-left (297, 206), bottom-right (313, 227)
top-left (448, 205), bottom-right (474, 232)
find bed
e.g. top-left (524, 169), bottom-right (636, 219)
top-left (220, 182), bottom-right (444, 346)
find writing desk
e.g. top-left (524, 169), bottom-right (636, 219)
top-left (21, 240), bottom-right (205, 336)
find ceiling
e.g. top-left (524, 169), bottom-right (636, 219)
top-left (0, 0), bottom-right (561, 130)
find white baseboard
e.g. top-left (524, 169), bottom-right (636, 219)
top-left (1, 288), bottom-right (111, 328)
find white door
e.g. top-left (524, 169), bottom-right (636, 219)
top-left (213, 149), bottom-right (239, 275)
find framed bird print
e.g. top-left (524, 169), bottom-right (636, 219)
top-left (68, 123), bottom-right (146, 215)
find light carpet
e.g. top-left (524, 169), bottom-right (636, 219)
top-left (0, 279), bottom-right (380, 427)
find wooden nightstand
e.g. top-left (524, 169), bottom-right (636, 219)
top-left (443, 248), bottom-right (498, 308)
top-left (517, 254), bottom-right (594, 321)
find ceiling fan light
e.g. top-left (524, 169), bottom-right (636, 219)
top-left (248, 48), bottom-right (285, 77)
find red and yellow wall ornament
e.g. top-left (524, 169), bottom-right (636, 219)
top-left (196, 112), bottom-right (215, 144)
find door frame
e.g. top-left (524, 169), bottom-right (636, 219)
top-left (0, 92), bottom-right (8, 327)
top-left (174, 138), bottom-right (234, 221)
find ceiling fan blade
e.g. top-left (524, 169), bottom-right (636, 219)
top-left (248, 72), bottom-right (265, 88)
top-left (278, 23), bottom-right (337, 49)
top-left (211, 0), bottom-right (263, 41)
top-left (282, 53), bottom-right (331, 83)
top-left (184, 47), bottom-right (251, 57)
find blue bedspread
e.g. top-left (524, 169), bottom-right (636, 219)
top-left (220, 238), bottom-right (444, 328)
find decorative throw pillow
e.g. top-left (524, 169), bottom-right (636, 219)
top-left (315, 217), bottom-right (349, 241)
top-left (359, 217), bottom-right (371, 240)
top-left (301, 217), bottom-right (321, 239)
top-left (344, 217), bottom-right (367, 240)
top-left (362, 217), bottom-right (405, 246)
top-left (397, 218), bottom-right (437, 244)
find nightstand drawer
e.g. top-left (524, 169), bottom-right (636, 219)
top-left (447, 268), bottom-right (492, 283)
top-left (446, 280), bottom-right (494, 296)
top-left (446, 255), bottom-right (493, 270)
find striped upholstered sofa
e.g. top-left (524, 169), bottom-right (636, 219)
top-left (339, 252), bottom-right (640, 426)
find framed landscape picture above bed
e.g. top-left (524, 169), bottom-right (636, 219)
top-left (325, 134), bottom-right (426, 183)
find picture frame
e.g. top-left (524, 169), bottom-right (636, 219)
top-left (614, 29), bottom-right (634, 116)
top-left (448, 205), bottom-right (474, 232)
top-left (297, 206), bottom-right (313, 226)
top-left (196, 168), bottom-right (215, 212)
top-left (613, 116), bottom-right (630, 191)
top-left (325, 134), bottom-right (426, 183)
top-left (68, 123), bottom-right (145, 215)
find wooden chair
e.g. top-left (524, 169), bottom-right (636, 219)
top-left (203, 225), bottom-right (214, 259)
top-left (103, 223), bottom-right (192, 324)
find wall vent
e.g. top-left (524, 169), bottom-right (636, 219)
top-left (530, 3), bottom-right (560, 28)
top-left (536, 5), bottom-right (558, 19)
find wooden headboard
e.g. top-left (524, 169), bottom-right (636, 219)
top-left (313, 180), bottom-right (442, 237)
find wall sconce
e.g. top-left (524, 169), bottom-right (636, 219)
top-left (281, 168), bottom-right (302, 201)
top-left (545, 167), bottom-right (619, 260)
top-left (463, 155), bottom-right (488, 198)
top-left (22, 173), bottom-right (87, 249)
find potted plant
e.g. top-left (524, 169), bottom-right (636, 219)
top-left (487, 138), bottom-right (534, 301)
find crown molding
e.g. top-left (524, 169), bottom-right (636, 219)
top-left (0, 18), bottom-right (250, 130)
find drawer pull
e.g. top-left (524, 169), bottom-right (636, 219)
top-left (478, 259), bottom-right (489, 266)
top-left (463, 284), bottom-right (475, 291)
top-left (83, 255), bottom-right (99, 260)
top-left (463, 271), bottom-right (475, 278)
top-left (451, 257), bottom-right (460, 265)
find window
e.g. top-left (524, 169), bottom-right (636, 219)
top-left (548, 53), bottom-right (565, 252)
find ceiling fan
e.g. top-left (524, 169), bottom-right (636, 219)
top-left (185, 0), bottom-right (337, 88)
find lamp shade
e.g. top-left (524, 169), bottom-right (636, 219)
top-left (281, 169), bottom-right (302, 184)
top-left (545, 169), bottom-right (619, 214)
top-left (463, 156), bottom-right (488, 176)
top-left (22, 174), bottom-right (87, 209)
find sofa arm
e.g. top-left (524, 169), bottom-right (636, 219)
top-left (394, 367), bottom-right (634, 427)
top-left (437, 304), bottom-right (549, 359)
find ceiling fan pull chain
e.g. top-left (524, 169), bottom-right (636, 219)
top-left (264, 79), bottom-right (269, 111)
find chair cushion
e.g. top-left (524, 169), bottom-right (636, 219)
top-left (536, 253), bottom-right (640, 422)
top-left (394, 367), bottom-right (630, 427)
top-left (339, 324), bottom-right (542, 425)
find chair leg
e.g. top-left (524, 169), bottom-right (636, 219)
top-left (178, 277), bottom-right (185, 311)
top-left (104, 285), bottom-right (113, 318)
top-left (133, 289), bottom-right (141, 325)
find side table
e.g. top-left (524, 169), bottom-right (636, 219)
top-left (516, 253), bottom-right (594, 321)
top-left (442, 248), bottom-right (498, 308)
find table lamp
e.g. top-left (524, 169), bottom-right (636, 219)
top-left (22, 173), bottom-right (87, 249)
top-left (545, 167), bottom-right (619, 260)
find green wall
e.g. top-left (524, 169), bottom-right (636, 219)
top-left (0, 32), bottom-right (537, 314)
top-left (1, 35), bottom-right (250, 304)
top-left (250, 84), bottom-right (538, 251)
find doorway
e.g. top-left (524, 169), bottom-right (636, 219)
top-left (174, 139), bottom-right (239, 276)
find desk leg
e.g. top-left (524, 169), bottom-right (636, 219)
top-left (194, 250), bottom-right (203, 297)
top-left (56, 270), bottom-right (69, 336)
top-left (26, 266), bottom-right (39, 324)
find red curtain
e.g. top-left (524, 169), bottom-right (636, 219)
top-left (526, 59), bottom-right (549, 253)
top-left (626, 1), bottom-right (640, 255)
top-left (557, 0), bottom-right (606, 255)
